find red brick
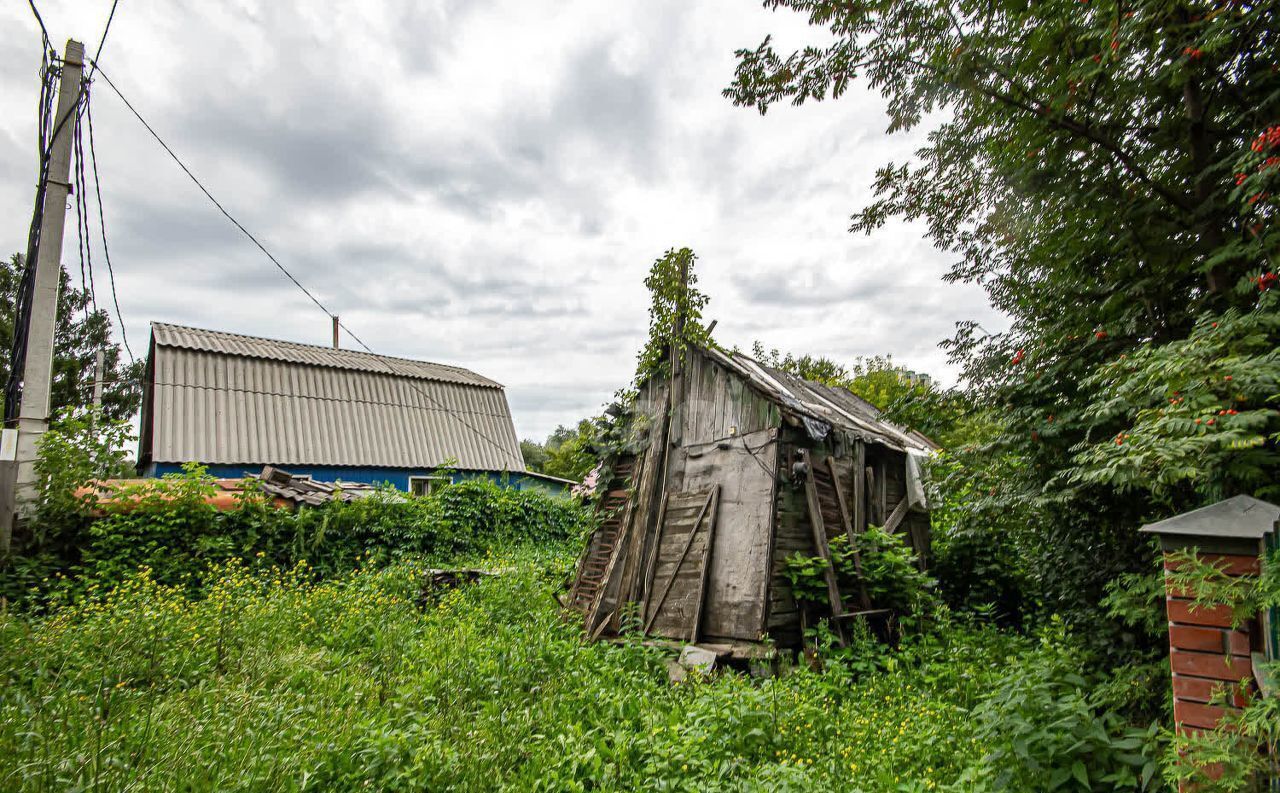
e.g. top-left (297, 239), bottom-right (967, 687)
top-left (1173, 675), bottom-right (1251, 707)
top-left (1168, 625), bottom-right (1250, 655)
top-left (1165, 553), bottom-right (1260, 576)
top-left (1174, 699), bottom-right (1240, 730)
top-left (1170, 649), bottom-right (1252, 681)
top-left (1167, 598), bottom-right (1236, 628)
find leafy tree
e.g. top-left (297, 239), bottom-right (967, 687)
top-left (726, 0), bottom-right (1280, 622)
top-left (0, 253), bottom-right (143, 423)
top-left (520, 439), bottom-right (549, 472)
top-left (542, 420), bottom-right (598, 482)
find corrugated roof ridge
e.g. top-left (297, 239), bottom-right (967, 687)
top-left (709, 346), bottom-right (936, 452)
top-left (151, 322), bottom-right (503, 388)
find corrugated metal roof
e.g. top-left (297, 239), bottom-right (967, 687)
top-left (151, 323), bottom-right (503, 388)
top-left (143, 324), bottom-right (524, 472)
top-left (702, 346), bottom-right (938, 453)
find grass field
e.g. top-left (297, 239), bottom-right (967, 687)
top-left (0, 543), bottom-right (1160, 792)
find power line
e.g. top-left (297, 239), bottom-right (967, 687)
top-left (89, 62), bottom-right (338, 325)
top-left (88, 0), bottom-right (120, 79)
top-left (85, 94), bottom-right (134, 362)
top-left (87, 59), bottom-right (519, 461)
top-left (26, 0), bottom-right (52, 56)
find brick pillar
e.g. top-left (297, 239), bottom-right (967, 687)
top-left (1142, 495), bottom-right (1280, 789)
top-left (1165, 552), bottom-right (1258, 732)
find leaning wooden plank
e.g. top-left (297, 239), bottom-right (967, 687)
top-left (689, 485), bottom-right (722, 643)
top-left (852, 441), bottom-right (867, 535)
top-left (639, 492), bottom-right (671, 617)
top-left (583, 452), bottom-right (646, 633)
top-left (644, 491), bottom-right (714, 635)
top-left (882, 497), bottom-right (910, 535)
top-left (800, 450), bottom-right (844, 620)
top-left (628, 384), bottom-right (672, 607)
top-left (826, 456), bottom-right (870, 610)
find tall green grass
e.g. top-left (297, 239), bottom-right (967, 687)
top-left (0, 545), bottom-right (1161, 792)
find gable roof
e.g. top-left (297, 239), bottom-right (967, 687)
top-left (141, 323), bottom-right (524, 472)
top-left (701, 346), bottom-right (938, 453)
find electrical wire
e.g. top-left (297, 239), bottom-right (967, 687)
top-left (73, 98), bottom-right (98, 321)
top-left (88, 58), bottom-right (520, 462)
top-left (6, 45), bottom-right (60, 423)
top-left (26, 0), bottom-right (52, 57)
top-left (89, 62), bottom-right (337, 323)
top-left (88, 0), bottom-right (120, 79)
top-left (85, 95), bottom-right (133, 362)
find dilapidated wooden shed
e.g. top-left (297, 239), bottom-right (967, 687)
top-left (568, 343), bottom-right (937, 652)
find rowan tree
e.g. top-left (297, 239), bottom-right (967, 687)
top-left (725, 0), bottom-right (1279, 620)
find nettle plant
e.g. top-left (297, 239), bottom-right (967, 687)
top-left (781, 525), bottom-right (938, 622)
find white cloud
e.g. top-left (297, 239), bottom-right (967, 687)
top-left (0, 0), bottom-right (1006, 441)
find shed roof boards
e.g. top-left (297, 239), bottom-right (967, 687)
top-left (700, 346), bottom-right (938, 454)
top-left (140, 323), bottom-right (524, 473)
top-left (1140, 495), bottom-right (1280, 540)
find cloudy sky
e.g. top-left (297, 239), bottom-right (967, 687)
top-left (0, 0), bottom-right (1004, 441)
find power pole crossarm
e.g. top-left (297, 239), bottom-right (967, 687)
top-left (0, 39), bottom-right (85, 551)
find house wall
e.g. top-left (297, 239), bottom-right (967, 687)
top-left (144, 463), bottom-right (572, 496)
top-left (633, 351), bottom-right (783, 642)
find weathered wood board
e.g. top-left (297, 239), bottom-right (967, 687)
top-left (646, 488), bottom-right (716, 638)
top-left (677, 431), bottom-right (777, 641)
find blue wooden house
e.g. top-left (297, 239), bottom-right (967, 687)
top-left (137, 323), bottom-right (573, 496)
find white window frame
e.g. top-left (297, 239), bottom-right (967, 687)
top-left (408, 475), bottom-right (449, 497)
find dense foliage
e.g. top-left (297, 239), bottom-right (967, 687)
top-left (1, 419), bottom-right (592, 607)
top-left (726, 0), bottom-right (1280, 638)
top-left (782, 525), bottom-right (938, 620)
top-left (0, 253), bottom-right (142, 422)
top-left (520, 420), bottom-right (600, 482)
top-left (0, 547), bottom-right (1166, 792)
top-left (636, 247), bottom-right (713, 382)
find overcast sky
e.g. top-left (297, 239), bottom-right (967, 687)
top-left (1, 1), bottom-right (1004, 441)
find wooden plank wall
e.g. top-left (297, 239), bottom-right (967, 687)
top-left (679, 430), bottom-right (777, 641)
top-left (672, 351), bottom-right (780, 448)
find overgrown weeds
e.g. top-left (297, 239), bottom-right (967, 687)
top-left (1, 546), bottom-right (1168, 792)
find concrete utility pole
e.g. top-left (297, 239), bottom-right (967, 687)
top-left (0, 39), bottom-right (85, 552)
top-left (92, 349), bottom-right (105, 412)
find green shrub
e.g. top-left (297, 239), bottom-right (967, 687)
top-left (10, 455), bottom-right (593, 606)
top-left (781, 524), bottom-right (937, 620)
top-left (969, 620), bottom-right (1164, 791)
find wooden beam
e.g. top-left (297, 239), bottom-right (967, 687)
top-left (800, 450), bottom-right (844, 620)
top-left (689, 485), bottom-right (721, 643)
top-left (826, 456), bottom-right (870, 610)
top-left (876, 458), bottom-right (887, 525)
top-left (882, 497), bottom-right (910, 535)
top-left (864, 465), bottom-right (877, 526)
top-left (852, 441), bottom-right (866, 535)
